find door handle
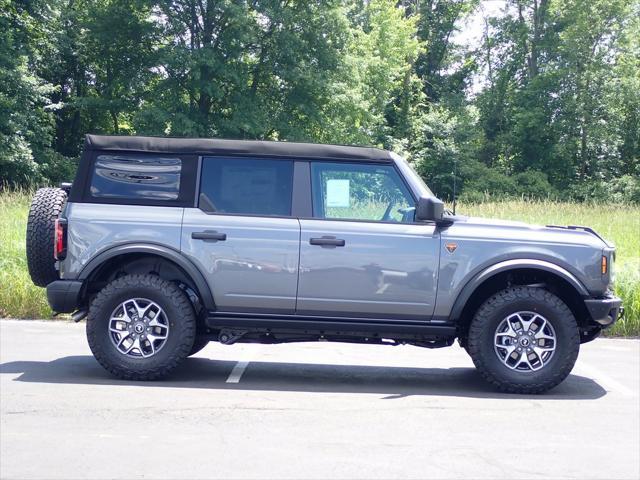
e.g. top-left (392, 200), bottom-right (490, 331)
top-left (309, 236), bottom-right (345, 247)
top-left (192, 231), bottom-right (227, 242)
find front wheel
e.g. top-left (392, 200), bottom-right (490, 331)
top-left (87, 274), bottom-right (196, 380)
top-left (467, 286), bottom-right (580, 394)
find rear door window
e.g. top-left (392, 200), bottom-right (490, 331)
top-left (199, 157), bottom-right (294, 216)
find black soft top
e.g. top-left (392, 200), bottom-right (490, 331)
top-left (85, 134), bottom-right (393, 162)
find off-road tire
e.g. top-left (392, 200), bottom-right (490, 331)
top-left (188, 336), bottom-right (210, 356)
top-left (467, 286), bottom-right (580, 394)
top-left (87, 274), bottom-right (196, 380)
top-left (26, 187), bottom-right (67, 287)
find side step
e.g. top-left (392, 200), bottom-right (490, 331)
top-left (205, 311), bottom-right (456, 338)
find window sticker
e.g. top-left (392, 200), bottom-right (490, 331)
top-left (326, 179), bottom-right (350, 207)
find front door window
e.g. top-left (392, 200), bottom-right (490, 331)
top-left (311, 162), bottom-right (415, 223)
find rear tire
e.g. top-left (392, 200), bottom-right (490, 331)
top-left (26, 187), bottom-right (67, 287)
top-left (467, 286), bottom-right (580, 394)
top-left (87, 274), bottom-right (196, 380)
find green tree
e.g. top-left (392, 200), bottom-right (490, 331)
top-left (0, 0), bottom-right (57, 186)
top-left (79, 0), bottom-right (159, 135)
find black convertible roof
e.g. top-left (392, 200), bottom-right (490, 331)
top-left (85, 135), bottom-right (393, 162)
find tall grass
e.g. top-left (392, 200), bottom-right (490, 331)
top-left (0, 189), bottom-right (52, 318)
top-left (0, 191), bottom-right (638, 336)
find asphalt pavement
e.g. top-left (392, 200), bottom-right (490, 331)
top-left (1, 319), bottom-right (638, 479)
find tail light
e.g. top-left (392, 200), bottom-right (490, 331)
top-left (54, 218), bottom-right (67, 260)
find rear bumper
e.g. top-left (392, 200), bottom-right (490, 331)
top-left (584, 293), bottom-right (623, 327)
top-left (46, 280), bottom-right (83, 313)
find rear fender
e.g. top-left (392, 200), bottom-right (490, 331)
top-left (78, 243), bottom-right (216, 310)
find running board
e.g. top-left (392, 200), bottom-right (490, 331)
top-left (205, 312), bottom-right (456, 338)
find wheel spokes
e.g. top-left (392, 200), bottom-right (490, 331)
top-left (514, 351), bottom-right (533, 370)
top-left (109, 298), bottom-right (169, 359)
top-left (494, 311), bottom-right (556, 372)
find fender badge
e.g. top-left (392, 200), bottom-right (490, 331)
top-left (445, 242), bottom-right (458, 254)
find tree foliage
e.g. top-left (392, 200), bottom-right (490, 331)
top-left (0, 0), bottom-right (637, 202)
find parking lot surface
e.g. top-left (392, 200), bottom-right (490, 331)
top-left (1, 319), bottom-right (638, 479)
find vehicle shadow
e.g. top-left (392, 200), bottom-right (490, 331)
top-left (0, 355), bottom-right (606, 400)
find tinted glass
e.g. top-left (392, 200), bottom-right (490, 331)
top-left (90, 154), bottom-right (181, 200)
top-left (311, 162), bottom-right (415, 223)
top-left (199, 157), bottom-right (293, 216)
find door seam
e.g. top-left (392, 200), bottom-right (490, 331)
top-left (293, 218), bottom-right (302, 313)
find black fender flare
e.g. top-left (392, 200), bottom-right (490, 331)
top-left (449, 258), bottom-right (589, 321)
top-left (78, 243), bottom-right (216, 310)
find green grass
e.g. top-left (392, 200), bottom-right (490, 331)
top-left (0, 190), bottom-right (53, 318)
top-left (1, 191), bottom-right (638, 336)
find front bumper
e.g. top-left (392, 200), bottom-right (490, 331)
top-left (46, 280), bottom-right (83, 313)
top-left (584, 293), bottom-right (624, 327)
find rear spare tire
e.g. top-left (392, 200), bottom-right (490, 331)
top-left (26, 187), bottom-right (67, 287)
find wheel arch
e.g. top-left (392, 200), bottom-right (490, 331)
top-left (78, 243), bottom-right (215, 311)
top-left (452, 259), bottom-right (591, 342)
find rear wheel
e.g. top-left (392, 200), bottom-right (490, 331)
top-left (87, 274), bottom-right (196, 380)
top-left (467, 286), bottom-right (580, 394)
top-left (26, 187), bottom-right (67, 287)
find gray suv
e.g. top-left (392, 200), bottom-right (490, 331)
top-left (26, 135), bottom-right (623, 393)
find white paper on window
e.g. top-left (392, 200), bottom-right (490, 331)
top-left (326, 179), bottom-right (350, 207)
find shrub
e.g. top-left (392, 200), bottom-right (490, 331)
top-left (569, 175), bottom-right (640, 204)
top-left (513, 170), bottom-right (557, 198)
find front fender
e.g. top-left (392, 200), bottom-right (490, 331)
top-left (447, 259), bottom-right (590, 321)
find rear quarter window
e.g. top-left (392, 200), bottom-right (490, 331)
top-left (91, 155), bottom-right (181, 200)
top-left (85, 153), bottom-right (197, 206)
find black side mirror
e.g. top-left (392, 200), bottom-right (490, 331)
top-left (415, 196), bottom-right (444, 222)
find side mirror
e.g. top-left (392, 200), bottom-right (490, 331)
top-left (415, 196), bottom-right (444, 222)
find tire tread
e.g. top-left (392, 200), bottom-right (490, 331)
top-left (467, 286), bottom-right (580, 394)
top-left (26, 188), bottom-right (67, 287)
top-left (87, 274), bottom-right (196, 381)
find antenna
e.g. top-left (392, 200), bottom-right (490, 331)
top-left (452, 157), bottom-right (457, 215)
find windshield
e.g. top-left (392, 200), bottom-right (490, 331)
top-left (390, 152), bottom-right (434, 198)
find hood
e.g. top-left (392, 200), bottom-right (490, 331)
top-left (447, 215), bottom-right (610, 249)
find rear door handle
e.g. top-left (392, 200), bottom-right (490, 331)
top-left (192, 231), bottom-right (227, 242)
top-left (309, 236), bottom-right (345, 247)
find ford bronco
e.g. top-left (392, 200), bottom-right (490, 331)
top-left (26, 135), bottom-right (623, 393)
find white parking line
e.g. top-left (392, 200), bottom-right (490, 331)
top-left (226, 360), bottom-right (250, 383)
top-left (574, 361), bottom-right (636, 397)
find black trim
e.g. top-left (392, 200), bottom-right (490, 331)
top-left (78, 243), bottom-right (216, 310)
top-left (292, 161), bottom-right (312, 218)
top-left (546, 224), bottom-right (610, 247)
top-left (68, 150), bottom-right (93, 203)
top-left (194, 155), bottom-right (203, 207)
top-left (309, 236), bottom-right (345, 247)
top-left (584, 293), bottom-right (623, 326)
top-left (84, 135), bottom-right (393, 162)
top-left (191, 231), bottom-right (227, 241)
top-left (46, 280), bottom-right (83, 313)
top-left (206, 311), bottom-right (456, 337)
top-left (448, 259), bottom-right (591, 320)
